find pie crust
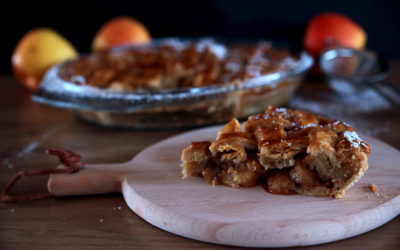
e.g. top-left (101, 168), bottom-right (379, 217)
top-left (181, 107), bottom-right (371, 198)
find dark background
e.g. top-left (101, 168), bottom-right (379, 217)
top-left (2, 0), bottom-right (400, 74)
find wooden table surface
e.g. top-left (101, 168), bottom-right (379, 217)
top-left (1, 62), bottom-right (399, 249)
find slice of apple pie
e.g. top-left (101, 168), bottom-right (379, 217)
top-left (181, 107), bottom-right (371, 198)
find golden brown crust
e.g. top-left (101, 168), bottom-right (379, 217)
top-left (181, 141), bottom-right (211, 178)
top-left (181, 107), bottom-right (371, 198)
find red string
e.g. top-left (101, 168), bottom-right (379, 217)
top-left (1, 148), bottom-right (85, 202)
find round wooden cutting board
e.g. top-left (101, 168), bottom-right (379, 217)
top-left (48, 125), bottom-right (400, 247)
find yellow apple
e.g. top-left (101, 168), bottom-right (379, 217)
top-left (12, 28), bottom-right (77, 91)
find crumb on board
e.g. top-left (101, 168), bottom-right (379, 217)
top-left (364, 184), bottom-right (388, 202)
top-left (367, 184), bottom-right (378, 194)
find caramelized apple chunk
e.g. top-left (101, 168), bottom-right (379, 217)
top-left (266, 171), bottom-right (295, 195)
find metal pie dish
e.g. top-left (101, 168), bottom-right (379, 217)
top-left (33, 38), bottom-right (314, 129)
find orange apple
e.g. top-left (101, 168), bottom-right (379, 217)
top-left (12, 28), bottom-right (78, 91)
top-left (92, 16), bottom-right (151, 51)
top-left (304, 12), bottom-right (367, 57)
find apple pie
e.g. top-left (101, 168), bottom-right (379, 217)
top-left (181, 107), bottom-right (371, 198)
top-left (51, 39), bottom-right (311, 129)
top-left (59, 39), bottom-right (295, 90)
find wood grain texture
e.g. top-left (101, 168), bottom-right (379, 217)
top-left (47, 125), bottom-right (400, 247)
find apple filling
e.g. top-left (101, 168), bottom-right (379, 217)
top-left (181, 107), bottom-right (371, 198)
